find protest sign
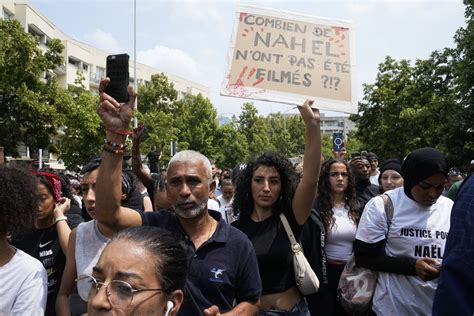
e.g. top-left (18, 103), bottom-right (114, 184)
top-left (221, 5), bottom-right (356, 114)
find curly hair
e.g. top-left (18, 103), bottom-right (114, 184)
top-left (233, 152), bottom-right (299, 224)
top-left (318, 159), bottom-right (359, 231)
top-left (0, 166), bottom-right (39, 235)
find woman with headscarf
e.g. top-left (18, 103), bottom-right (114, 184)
top-left (378, 159), bottom-right (404, 193)
top-left (353, 147), bottom-right (453, 315)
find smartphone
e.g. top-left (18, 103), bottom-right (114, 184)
top-left (332, 133), bottom-right (343, 152)
top-left (106, 54), bottom-right (129, 103)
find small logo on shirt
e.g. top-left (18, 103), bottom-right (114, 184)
top-left (209, 268), bottom-right (225, 283)
top-left (39, 249), bottom-right (53, 257)
top-left (39, 240), bottom-right (53, 248)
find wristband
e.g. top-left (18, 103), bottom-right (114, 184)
top-left (108, 128), bottom-right (132, 136)
top-left (54, 215), bottom-right (67, 224)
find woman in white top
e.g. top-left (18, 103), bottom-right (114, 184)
top-left (355, 147), bottom-right (453, 316)
top-left (0, 166), bottom-right (47, 315)
top-left (315, 158), bottom-right (358, 316)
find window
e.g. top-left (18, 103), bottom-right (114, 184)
top-left (96, 66), bottom-right (105, 78)
top-left (27, 24), bottom-right (47, 44)
top-left (2, 8), bottom-right (13, 20)
top-left (68, 57), bottom-right (80, 67)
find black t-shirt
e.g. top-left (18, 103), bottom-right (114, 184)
top-left (233, 209), bottom-right (303, 295)
top-left (355, 179), bottom-right (380, 213)
top-left (12, 214), bottom-right (83, 316)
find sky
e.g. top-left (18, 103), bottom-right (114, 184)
top-left (29, 0), bottom-right (467, 117)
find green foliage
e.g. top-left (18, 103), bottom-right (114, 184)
top-left (284, 115), bottom-right (305, 156)
top-left (345, 132), bottom-right (363, 157)
top-left (321, 134), bottom-right (333, 160)
top-left (0, 19), bottom-right (64, 156)
top-left (214, 120), bottom-right (249, 167)
top-left (451, 0), bottom-right (474, 164)
top-left (350, 2), bottom-right (473, 166)
top-left (175, 94), bottom-right (219, 159)
top-left (238, 103), bottom-right (273, 159)
top-left (56, 86), bottom-right (103, 172)
top-left (350, 53), bottom-right (464, 164)
top-left (137, 73), bottom-right (178, 114)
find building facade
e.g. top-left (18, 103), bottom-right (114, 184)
top-left (1, 0), bottom-right (210, 168)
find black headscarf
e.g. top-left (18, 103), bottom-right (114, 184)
top-left (402, 147), bottom-right (448, 200)
top-left (378, 159), bottom-right (403, 184)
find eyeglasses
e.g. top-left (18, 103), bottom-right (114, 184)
top-left (76, 274), bottom-right (165, 308)
top-left (329, 172), bottom-right (349, 178)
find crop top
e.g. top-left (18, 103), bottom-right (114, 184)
top-left (233, 208), bottom-right (303, 295)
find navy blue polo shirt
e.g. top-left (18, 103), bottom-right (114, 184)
top-left (140, 209), bottom-right (261, 316)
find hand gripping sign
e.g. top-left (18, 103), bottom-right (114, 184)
top-left (221, 5), bottom-right (357, 114)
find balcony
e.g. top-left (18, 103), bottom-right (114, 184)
top-left (54, 63), bottom-right (67, 75)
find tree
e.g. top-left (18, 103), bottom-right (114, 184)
top-left (137, 73), bottom-right (178, 114)
top-left (55, 84), bottom-right (103, 172)
top-left (175, 94), bottom-right (219, 159)
top-left (214, 120), bottom-right (249, 167)
top-left (451, 0), bottom-right (474, 165)
top-left (266, 113), bottom-right (291, 155)
top-left (350, 54), bottom-right (461, 163)
top-left (238, 103), bottom-right (272, 159)
top-left (0, 19), bottom-right (64, 156)
top-left (321, 133), bottom-right (333, 160)
top-left (284, 114), bottom-right (305, 157)
top-left (135, 73), bottom-right (180, 164)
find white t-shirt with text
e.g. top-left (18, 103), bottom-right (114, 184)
top-left (356, 187), bottom-right (453, 316)
top-left (0, 248), bottom-right (47, 315)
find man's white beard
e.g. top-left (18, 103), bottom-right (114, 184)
top-left (173, 200), bottom-right (207, 219)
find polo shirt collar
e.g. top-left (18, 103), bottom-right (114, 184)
top-left (208, 209), bottom-right (228, 243)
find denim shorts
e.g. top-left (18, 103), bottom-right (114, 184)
top-left (259, 299), bottom-right (310, 316)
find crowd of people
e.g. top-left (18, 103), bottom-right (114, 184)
top-left (1, 78), bottom-right (473, 316)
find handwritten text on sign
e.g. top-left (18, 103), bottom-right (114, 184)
top-left (222, 7), bottom-right (354, 111)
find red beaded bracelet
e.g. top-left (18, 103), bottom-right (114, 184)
top-left (107, 128), bottom-right (132, 136)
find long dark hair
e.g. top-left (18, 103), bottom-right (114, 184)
top-left (318, 159), bottom-right (358, 231)
top-left (233, 152), bottom-right (299, 223)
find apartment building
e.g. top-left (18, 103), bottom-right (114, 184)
top-left (1, 0), bottom-right (210, 168)
top-left (319, 114), bottom-right (355, 137)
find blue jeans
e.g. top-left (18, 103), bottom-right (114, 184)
top-left (259, 299), bottom-right (310, 316)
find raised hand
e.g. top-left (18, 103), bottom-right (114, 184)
top-left (132, 123), bottom-right (145, 141)
top-left (98, 77), bottom-right (136, 131)
top-left (298, 99), bottom-right (320, 128)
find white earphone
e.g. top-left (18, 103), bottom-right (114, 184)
top-left (164, 301), bottom-right (174, 316)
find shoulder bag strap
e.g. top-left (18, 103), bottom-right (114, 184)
top-left (280, 213), bottom-right (299, 248)
top-left (381, 193), bottom-right (394, 237)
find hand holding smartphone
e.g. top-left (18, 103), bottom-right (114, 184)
top-left (105, 54), bottom-right (130, 103)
